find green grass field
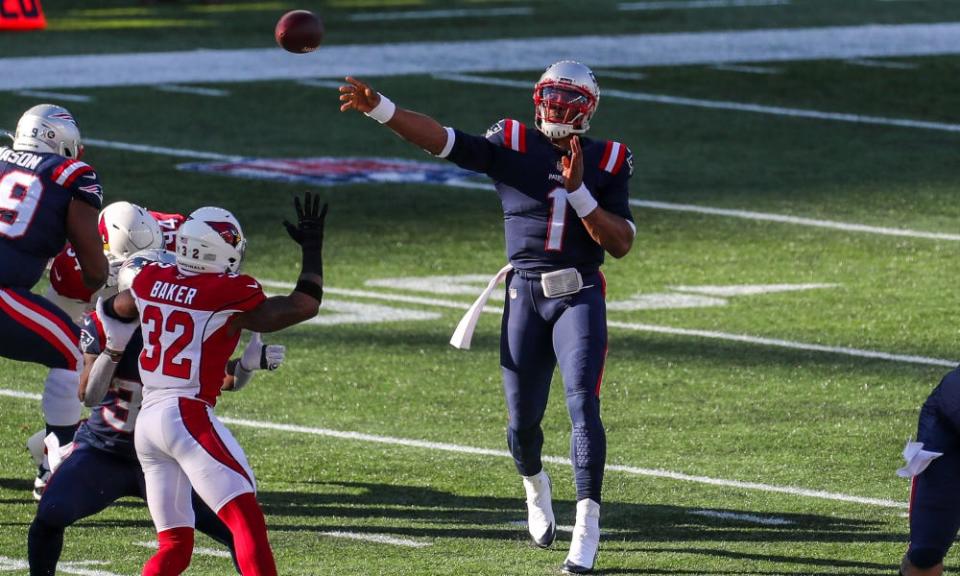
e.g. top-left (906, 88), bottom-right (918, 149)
top-left (1, 0), bottom-right (960, 574)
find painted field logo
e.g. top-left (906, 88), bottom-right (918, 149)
top-left (177, 157), bottom-right (479, 188)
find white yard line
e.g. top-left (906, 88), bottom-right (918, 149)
top-left (631, 199), bottom-right (960, 241)
top-left (258, 281), bottom-right (958, 367)
top-left (15, 90), bottom-right (92, 103)
top-left (83, 138), bottom-right (243, 162)
top-left (319, 531), bottom-right (432, 548)
top-left (154, 84), bottom-right (231, 97)
top-left (619, 0), bottom-right (789, 10)
top-left (711, 63), bottom-right (782, 74)
top-left (435, 73), bottom-right (960, 133)
top-left (595, 70), bottom-right (648, 80)
top-left (0, 389), bottom-right (911, 508)
top-left (135, 541), bottom-right (232, 558)
top-left (5, 23), bottom-right (960, 90)
top-left (607, 320), bottom-right (956, 367)
top-left (349, 7), bottom-right (533, 21)
top-left (845, 58), bottom-right (919, 70)
top-left (689, 509), bottom-right (795, 525)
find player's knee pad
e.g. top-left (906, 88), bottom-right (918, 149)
top-left (908, 546), bottom-right (945, 569)
top-left (41, 368), bottom-right (82, 426)
top-left (571, 422), bottom-right (606, 469)
top-left (35, 496), bottom-right (78, 529)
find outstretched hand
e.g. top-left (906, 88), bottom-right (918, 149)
top-left (561, 135), bottom-right (584, 192)
top-left (283, 191), bottom-right (328, 250)
top-left (339, 77), bottom-right (381, 113)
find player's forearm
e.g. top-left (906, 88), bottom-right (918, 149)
top-left (581, 209), bottom-right (635, 259)
top-left (66, 200), bottom-right (108, 289)
top-left (234, 292), bottom-right (318, 333)
top-left (384, 108), bottom-right (449, 156)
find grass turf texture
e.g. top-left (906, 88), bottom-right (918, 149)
top-left (2, 4), bottom-right (960, 574)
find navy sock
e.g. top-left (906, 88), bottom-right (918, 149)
top-left (44, 423), bottom-right (78, 447)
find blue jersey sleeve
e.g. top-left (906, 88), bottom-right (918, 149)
top-left (444, 119), bottom-right (524, 186)
top-left (69, 169), bottom-right (103, 210)
top-left (79, 312), bottom-right (104, 355)
top-left (597, 146), bottom-right (634, 223)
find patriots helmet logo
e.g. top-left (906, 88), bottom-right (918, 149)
top-left (50, 112), bottom-right (78, 126)
top-left (205, 220), bottom-right (242, 248)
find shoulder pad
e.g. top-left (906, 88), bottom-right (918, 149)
top-left (486, 119), bottom-right (527, 153)
top-left (599, 141), bottom-right (630, 176)
top-left (51, 159), bottom-right (94, 188)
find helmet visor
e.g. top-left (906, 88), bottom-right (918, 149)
top-left (536, 85), bottom-right (593, 126)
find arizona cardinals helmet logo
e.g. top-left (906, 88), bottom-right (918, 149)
top-left (205, 220), bottom-right (242, 248)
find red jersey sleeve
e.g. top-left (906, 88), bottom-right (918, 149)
top-left (149, 211), bottom-right (186, 252)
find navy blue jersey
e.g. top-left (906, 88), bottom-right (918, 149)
top-left (0, 147), bottom-right (103, 288)
top-left (445, 119), bottom-right (634, 272)
top-left (77, 311), bottom-right (143, 458)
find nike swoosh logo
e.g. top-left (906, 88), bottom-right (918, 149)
top-left (53, 269), bottom-right (62, 282)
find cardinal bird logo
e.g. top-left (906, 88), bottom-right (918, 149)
top-left (205, 221), bottom-right (242, 248)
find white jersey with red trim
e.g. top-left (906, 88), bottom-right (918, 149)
top-left (130, 262), bottom-right (265, 408)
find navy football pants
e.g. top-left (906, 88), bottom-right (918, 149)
top-left (500, 270), bottom-right (607, 502)
top-left (28, 439), bottom-right (238, 576)
top-left (908, 379), bottom-right (960, 568)
top-left (0, 287), bottom-right (81, 371)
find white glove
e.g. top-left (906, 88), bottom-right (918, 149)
top-left (105, 256), bottom-right (123, 288)
top-left (95, 296), bottom-right (139, 354)
top-left (240, 332), bottom-right (286, 372)
top-left (232, 333), bottom-right (286, 391)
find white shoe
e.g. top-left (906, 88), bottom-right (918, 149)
top-left (522, 470), bottom-right (556, 548)
top-left (563, 499), bottom-right (600, 574)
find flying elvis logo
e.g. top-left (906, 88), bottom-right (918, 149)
top-left (177, 157), bottom-right (479, 188)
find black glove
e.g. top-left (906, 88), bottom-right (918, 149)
top-left (283, 192), bottom-right (328, 277)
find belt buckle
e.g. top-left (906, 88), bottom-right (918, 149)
top-left (540, 268), bottom-right (583, 298)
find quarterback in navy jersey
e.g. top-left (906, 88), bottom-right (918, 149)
top-left (340, 61), bottom-right (635, 574)
top-left (0, 105), bottom-right (107, 455)
top-left (28, 250), bottom-right (287, 576)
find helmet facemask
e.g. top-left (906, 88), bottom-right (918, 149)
top-left (534, 83), bottom-right (597, 140)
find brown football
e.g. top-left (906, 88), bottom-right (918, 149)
top-left (275, 10), bottom-right (324, 54)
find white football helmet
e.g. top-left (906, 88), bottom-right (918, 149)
top-left (99, 202), bottom-right (164, 262)
top-left (533, 61), bottom-right (600, 140)
top-left (175, 207), bottom-right (246, 274)
top-left (117, 249), bottom-right (176, 292)
top-left (13, 104), bottom-right (84, 158)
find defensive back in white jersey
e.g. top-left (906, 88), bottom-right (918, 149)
top-left (130, 261), bottom-right (265, 409)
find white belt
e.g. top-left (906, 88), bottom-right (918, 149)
top-left (449, 263), bottom-right (513, 350)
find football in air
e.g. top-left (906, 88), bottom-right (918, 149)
top-left (275, 10), bottom-right (324, 54)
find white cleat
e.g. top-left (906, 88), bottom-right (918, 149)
top-left (522, 470), bottom-right (556, 548)
top-left (563, 498), bottom-right (601, 574)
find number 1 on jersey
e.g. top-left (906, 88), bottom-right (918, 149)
top-left (545, 188), bottom-right (567, 252)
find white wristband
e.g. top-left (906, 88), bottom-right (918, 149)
top-left (365, 93), bottom-right (396, 124)
top-left (566, 183), bottom-right (598, 218)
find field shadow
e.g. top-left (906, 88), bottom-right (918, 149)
top-left (260, 480), bottom-right (905, 546)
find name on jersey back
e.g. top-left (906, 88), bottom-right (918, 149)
top-left (0, 148), bottom-right (42, 171)
top-left (149, 281), bottom-right (198, 305)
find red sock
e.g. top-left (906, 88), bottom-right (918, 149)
top-left (142, 527), bottom-right (193, 576)
top-left (217, 492), bottom-right (277, 576)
